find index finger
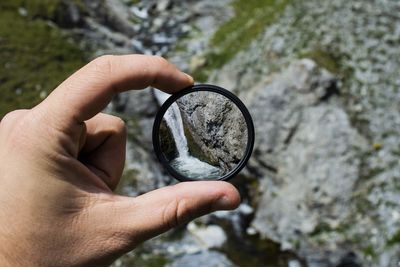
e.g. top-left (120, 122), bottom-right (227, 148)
top-left (36, 55), bottom-right (193, 128)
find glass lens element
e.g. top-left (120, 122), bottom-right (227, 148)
top-left (158, 91), bottom-right (248, 180)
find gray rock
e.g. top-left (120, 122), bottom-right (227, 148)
top-left (113, 90), bottom-right (158, 118)
top-left (187, 223), bottom-right (227, 249)
top-left (167, 251), bottom-right (237, 267)
top-left (177, 91), bottom-right (248, 172)
top-left (241, 61), bottom-right (366, 266)
top-left (55, 1), bottom-right (83, 27)
top-left (209, 0), bottom-right (400, 265)
top-left (103, 0), bottom-right (137, 36)
top-left (248, 61), bottom-right (368, 257)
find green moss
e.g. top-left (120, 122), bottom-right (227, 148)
top-left (387, 229), bottom-right (400, 246)
top-left (1, 0), bottom-right (85, 21)
top-left (194, 0), bottom-right (293, 81)
top-left (300, 48), bottom-right (342, 75)
top-left (0, 4), bottom-right (86, 117)
top-left (127, 0), bottom-right (141, 4)
top-left (134, 255), bottom-right (170, 267)
top-left (363, 245), bottom-right (376, 258)
top-left (310, 222), bottom-right (332, 237)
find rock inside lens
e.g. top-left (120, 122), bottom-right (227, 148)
top-left (158, 91), bottom-right (248, 180)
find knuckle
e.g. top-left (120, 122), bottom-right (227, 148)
top-left (104, 114), bottom-right (126, 135)
top-left (152, 55), bottom-right (170, 68)
top-left (162, 198), bottom-right (178, 229)
top-left (91, 55), bottom-right (116, 75)
top-left (176, 198), bottom-right (195, 225)
top-left (1, 109), bottom-right (28, 129)
top-left (162, 196), bottom-right (194, 229)
top-left (112, 117), bottom-right (127, 138)
top-left (113, 117), bottom-right (126, 132)
top-left (0, 111), bottom-right (34, 149)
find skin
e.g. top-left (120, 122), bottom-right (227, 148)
top-left (0, 55), bottom-right (240, 267)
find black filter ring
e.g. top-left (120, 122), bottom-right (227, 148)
top-left (152, 84), bottom-right (255, 182)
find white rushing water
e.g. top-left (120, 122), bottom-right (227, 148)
top-left (154, 90), bottom-right (223, 179)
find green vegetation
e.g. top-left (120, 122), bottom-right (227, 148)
top-left (0, 0), bottom-right (87, 117)
top-left (133, 254), bottom-right (170, 267)
top-left (387, 229), bottom-right (400, 246)
top-left (220, 219), bottom-right (283, 267)
top-left (310, 222), bottom-right (332, 237)
top-left (1, 0), bottom-right (84, 22)
top-left (363, 245), bottom-right (377, 258)
top-left (194, 0), bottom-right (292, 81)
top-left (300, 48), bottom-right (342, 75)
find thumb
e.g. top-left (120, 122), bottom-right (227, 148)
top-left (107, 181), bottom-right (240, 247)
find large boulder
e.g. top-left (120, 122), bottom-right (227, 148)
top-left (248, 61), bottom-right (368, 256)
top-left (177, 91), bottom-right (248, 171)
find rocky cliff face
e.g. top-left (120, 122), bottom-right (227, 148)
top-left (177, 91), bottom-right (248, 172)
top-left (209, 0), bottom-right (400, 266)
top-left (246, 59), bottom-right (368, 266)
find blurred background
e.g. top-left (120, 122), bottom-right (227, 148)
top-left (1, 0), bottom-right (400, 266)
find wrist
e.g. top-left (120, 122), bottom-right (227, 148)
top-left (0, 242), bottom-right (22, 267)
top-left (0, 228), bottom-right (40, 267)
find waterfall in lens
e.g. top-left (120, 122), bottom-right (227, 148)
top-left (154, 90), bottom-right (223, 179)
top-left (162, 102), bottom-right (189, 158)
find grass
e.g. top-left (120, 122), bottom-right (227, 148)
top-left (300, 48), bottom-right (342, 75)
top-left (193, 0), bottom-right (292, 81)
top-left (0, 1), bottom-right (87, 117)
top-left (387, 228), bottom-right (400, 247)
top-left (1, 0), bottom-right (85, 21)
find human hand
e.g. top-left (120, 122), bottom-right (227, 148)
top-left (0, 55), bottom-right (240, 266)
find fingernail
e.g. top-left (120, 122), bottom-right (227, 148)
top-left (212, 196), bottom-right (231, 210)
top-left (183, 72), bottom-right (194, 84)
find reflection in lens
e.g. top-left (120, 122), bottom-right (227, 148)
top-left (156, 90), bottom-right (247, 180)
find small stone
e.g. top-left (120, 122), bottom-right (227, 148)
top-left (39, 91), bottom-right (47, 99)
top-left (18, 7), bottom-right (28, 17)
top-left (288, 260), bottom-right (302, 267)
top-left (130, 6), bottom-right (148, 19)
top-left (156, 0), bottom-right (171, 12)
top-left (187, 222), bottom-right (227, 249)
top-left (238, 203), bottom-right (254, 215)
top-left (189, 55), bottom-right (207, 72)
top-left (246, 227), bottom-right (257, 236)
top-left (15, 88), bottom-right (22, 95)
